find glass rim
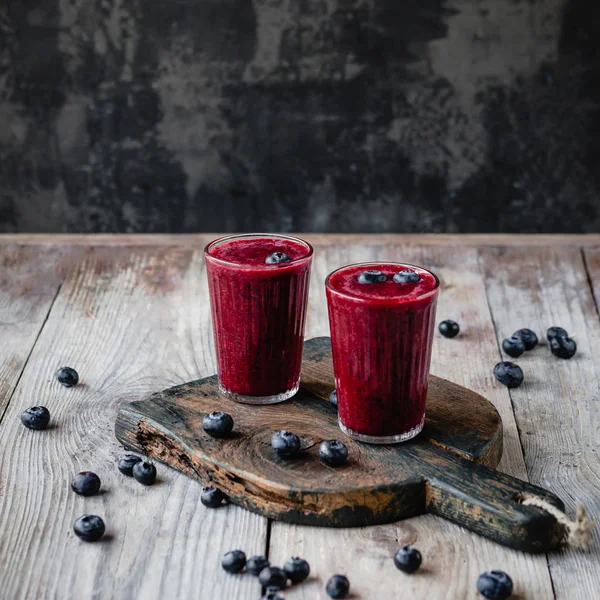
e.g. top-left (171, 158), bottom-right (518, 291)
top-left (204, 233), bottom-right (314, 270)
top-left (325, 261), bottom-right (440, 303)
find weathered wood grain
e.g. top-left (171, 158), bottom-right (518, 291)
top-left (0, 247), bottom-right (266, 600)
top-left (268, 244), bottom-right (555, 599)
top-left (482, 247), bottom-right (600, 600)
top-left (0, 245), bottom-right (71, 419)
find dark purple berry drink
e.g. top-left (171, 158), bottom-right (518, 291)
top-left (326, 262), bottom-right (439, 443)
top-left (205, 234), bottom-right (313, 404)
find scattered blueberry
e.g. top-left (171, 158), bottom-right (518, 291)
top-left (393, 269), bottom-right (420, 284)
top-left (547, 326), bottom-right (568, 342)
top-left (357, 270), bottom-right (387, 284)
top-left (439, 320), bottom-right (460, 338)
top-left (513, 328), bottom-right (538, 351)
top-left (271, 430), bottom-right (301, 459)
top-left (502, 336), bottom-right (525, 358)
top-left (71, 472), bottom-right (101, 496)
top-left (201, 486), bottom-right (225, 508)
top-left (266, 252), bottom-right (291, 264)
top-left (326, 574), bottom-right (350, 599)
top-left (329, 389), bottom-right (338, 407)
top-left (319, 440), bottom-right (348, 467)
top-left (222, 550), bottom-right (246, 574)
top-left (259, 566), bottom-right (288, 590)
top-left (284, 557), bottom-right (310, 583)
top-left (118, 454), bottom-right (142, 476)
top-left (476, 570), bottom-right (513, 600)
top-left (493, 362), bottom-right (524, 388)
top-left (550, 336), bottom-right (577, 359)
top-left (260, 592), bottom-right (284, 600)
top-left (73, 514), bottom-right (105, 542)
top-left (21, 406), bottom-right (50, 430)
top-left (202, 411), bottom-right (234, 438)
top-left (246, 555), bottom-right (270, 576)
top-left (56, 367), bottom-right (79, 387)
top-left (132, 461), bottom-right (157, 485)
top-left (394, 546), bottom-right (422, 573)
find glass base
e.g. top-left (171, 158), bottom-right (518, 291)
top-left (338, 415), bottom-right (425, 444)
top-left (218, 380), bottom-right (299, 405)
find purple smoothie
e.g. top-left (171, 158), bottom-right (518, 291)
top-left (326, 262), bottom-right (439, 443)
top-left (205, 234), bottom-right (313, 404)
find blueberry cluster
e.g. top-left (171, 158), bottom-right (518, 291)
top-left (270, 429), bottom-right (349, 468)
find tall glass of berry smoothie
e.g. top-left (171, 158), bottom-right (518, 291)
top-left (325, 263), bottom-right (439, 443)
top-left (205, 234), bottom-right (313, 404)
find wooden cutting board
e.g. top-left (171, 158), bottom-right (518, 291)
top-left (115, 336), bottom-right (565, 552)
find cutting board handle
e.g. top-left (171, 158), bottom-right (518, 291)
top-left (421, 445), bottom-right (565, 552)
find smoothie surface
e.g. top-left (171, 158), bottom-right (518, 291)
top-left (327, 263), bottom-right (438, 302)
top-left (209, 237), bottom-right (310, 267)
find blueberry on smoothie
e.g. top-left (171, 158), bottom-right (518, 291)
top-left (21, 406), bottom-right (50, 430)
top-left (502, 336), bottom-right (525, 358)
top-left (357, 270), bottom-right (387, 284)
top-left (202, 411), bottom-right (234, 438)
top-left (513, 328), bottom-right (538, 351)
top-left (393, 270), bottom-right (420, 284)
top-left (56, 367), bottom-right (79, 387)
top-left (271, 430), bottom-right (301, 458)
top-left (493, 362), bottom-right (524, 388)
top-left (265, 252), bottom-right (291, 264)
top-left (319, 440), bottom-right (348, 467)
top-left (550, 336), bottom-right (577, 359)
top-left (439, 320), bottom-right (460, 338)
top-left (71, 472), bottom-right (101, 496)
top-left (476, 570), bottom-right (513, 600)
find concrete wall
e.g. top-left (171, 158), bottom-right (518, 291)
top-left (1, 0), bottom-right (599, 233)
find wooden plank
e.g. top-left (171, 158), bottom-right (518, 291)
top-left (481, 247), bottom-right (600, 600)
top-left (0, 233), bottom-right (599, 247)
top-left (0, 245), bottom-right (70, 419)
top-left (268, 244), bottom-right (554, 599)
top-left (0, 246), bottom-right (266, 600)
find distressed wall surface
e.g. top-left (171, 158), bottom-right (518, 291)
top-left (0, 0), bottom-right (599, 233)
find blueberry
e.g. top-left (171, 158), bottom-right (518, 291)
top-left (502, 336), bottom-right (525, 358)
top-left (202, 411), bottom-right (234, 438)
top-left (201, 486), bottom-right (225, 508)
top-left (118, 454), bottom-right (142, 476)
top-left (319, 440), bottom-right (348, 467)
top-left (284, 556), bottom-right (310, 583)
top-left (266, 252), bottom-right (291, 264)
top-left (393, 269), bottom-right (420, 284)
top-left (513, 328), bottom-right (538, 351)
top-left (73, 514), bottom-right (105, 542)
top-left (550, 336), bottom-right (577, 359)
top-left (547, 326), bottom-right (568, 342)
top-left (71, 472), bottom-right (101, 496)
top-left (476, 570), bottom-right (513, 600)
top-left (221, 550), bottom-right (246, 574)
top-left (132, 461), bottom-right (157, 485)
top-left (259, 566), bottom-right (287, 590)
top-left (329, 389), bottom-right (338, 407)
top-left (260, 592), bottom-right (284, 600)
top-left (246, 555), bottom-right (270, 576)
top-left (439, 320), bottom-right (460, 338)
top-left (493, 362), bottom-right (524, 388)
top-left (56, 367), bottom-right (79, 387)
top-left (271, 430), bottom-right (301, 458)
top-left (357, 270), bottom-right (387, 284)
top-left (21, 406), bottom-right (50, 430)
top-left (394, 546), bottom-right (422, 573)
top-left (326, 574), bottom-right (350, 599)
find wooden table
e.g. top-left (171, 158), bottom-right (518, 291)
top-left (1, 234), bottom-right (598, 599)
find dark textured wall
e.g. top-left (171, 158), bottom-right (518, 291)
top-left (1, 0), bottom-right (599, 233)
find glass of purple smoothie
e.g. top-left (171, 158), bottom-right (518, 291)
top-left (325, 262), bottom-right (439, 443)
top-left (205, 234), bottom-right (313, 404)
